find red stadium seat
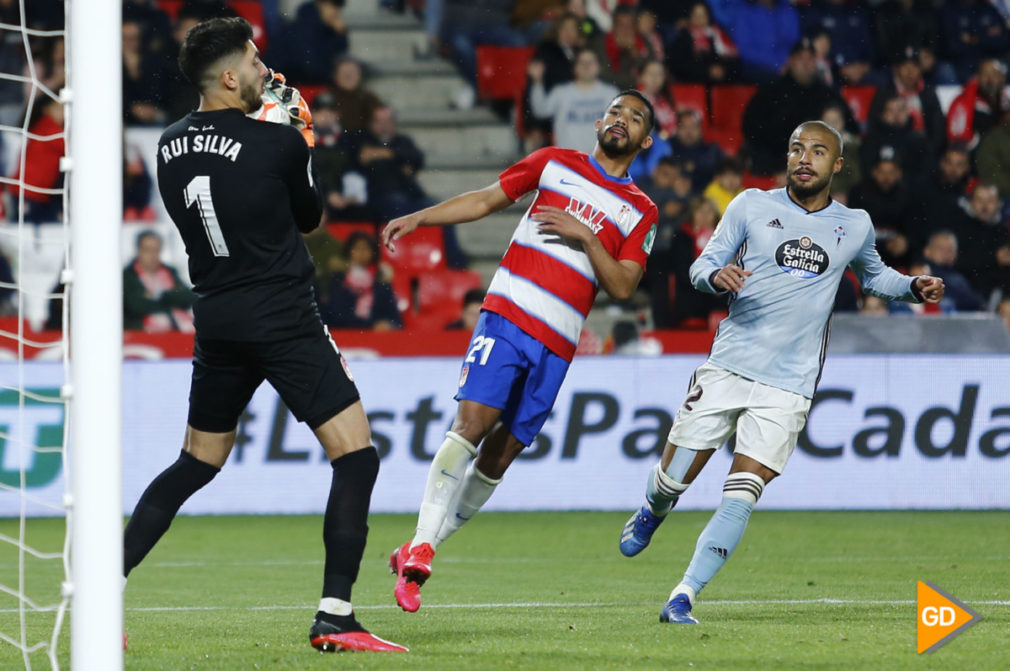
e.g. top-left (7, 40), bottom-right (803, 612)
top-left (297, 85), bottom-right (328, 109)
top-left (841, 85), bottom-right (876, 127)
top-left (327, 221), bottom-right (378, 241)
top-left (380, 225), bottom-right (447, 275)
top-left (709, 84), bottom-right (756, 135)
top-left (417, 269), bottom-right (483, 313)
top-left (671, 83), bottom-right (709, 132)
top-left (707, 127), bottom-right (744, 156)
top-left (742, 171), bottom-right (783, 190)
top-left (476, 46), bottom-right (536, 101)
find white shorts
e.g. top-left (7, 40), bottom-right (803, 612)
top-left (667, 362), bottom-right (811, 474)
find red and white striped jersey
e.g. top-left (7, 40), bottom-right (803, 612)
top-left (485, 147), bottom-right (658, 361)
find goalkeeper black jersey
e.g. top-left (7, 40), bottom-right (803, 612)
top-left (156, 108), bottom-right (324, 341)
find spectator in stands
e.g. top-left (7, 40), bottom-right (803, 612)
top-left (9, 89), bottom-right (64, 224)
top-left (640, 158), bottom-right (695, 327)
top-left (351, 105), bottom-right (430, 220)
top-left (566, 0), bottom-right (607, 54)
top-left (868, 46), bottom-right (946, 156)
top-left (832, 50), bottom-right (875, 88)
top-left (859, 295), bottom-right (889, 315)
top-left (528, 47), bottom-right (619, 154)
top-left (668, 197), bottom-right (727, 327)
top-left (440, 0), bottom-right (528, 109)
top-left (848, 156), bottom-right (914, 268)
top-left (947, 59), bottom-right (1009, 151)
top-left (807, 28), bottom-right (835, 88)
top-left (328, 57), bottom-right (383, 133)
top-left (976, 116), bottom-right (1010, 199)
top-left (998, 298), bottom-right (1010, 333)
top-left (668, 108), bottom-right (723, 193)
top-left (952, 183), bottom-right (1010, 297)
top-left (909, 144), bottom-right (974, 248)
top-left (860, 94), bottom-right (933, 182)
top-left (321, 231), bottom-right (402, 330)
top-left (0, 249), bottom-right (14, 316)
top-left (636, 8), bottom-right (664, 63)
top-left (446, 288), bottom-right (485, 331)
top-left (742, 38), bottom-right (856, 175)
top-left (636, 60), bottom-right (676, 139)
top-left (312, 92), bottom-right (370, 221)
top-left (799, 0), bottom-right (875, 75)
top-left (269, 0), bottom-right (349, 85)
top-left (304, 225), bottom-right (347, 306)
top-left (524, 12), bottom-right (583, 151)
top-left (162, 7), bottom-right (202, 123)
top-left (123, 19), bottom-right (170, 124)
top-left (721, 0), bottom-right (800, 83)
top-left (921, 230), bottom-right (985, 311)
top-left (123, 0), bottom-right (175, 66)
top-left (604, 6), bottom-right (648, 89)
top-left (702, 157), bottom-right (743, 216)
top-left (820, 104), bottom-right (861, 201)
top-left (873, 0), bottom-right (945, 81)
top-left (668, 1), bottom-right (740, 84)
top-left (0, 0), bottom-right (28, 127)
top-left (123, 142), bottom-right (153, 220)
top-left (123, 230), bottom-right (195, 332)
top-left (939, 0), bottom-right (1010, 83)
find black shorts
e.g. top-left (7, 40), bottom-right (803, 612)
top-left (188, 328), bottom-right (359, 433)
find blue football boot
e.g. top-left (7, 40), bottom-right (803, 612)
top-left (659, 594), bottom-right (698, 624)
top-left (619, 506), bottom-right (665, 557)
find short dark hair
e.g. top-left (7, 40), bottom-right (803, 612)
top-left (136, 229), bottom-right (161, 249)
top-left (613, 89), bottom-right (655, 135)
top-left (178, 17), bottom-right (253, 93)
top-left (343, 231), bottom-right (379, 262)
top-left (714, 156), bottom-right (743, 176)
top-left (462, 288), bottom-right (485, 307)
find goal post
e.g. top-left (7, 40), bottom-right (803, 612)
top-left (67, 0), bottom-right (123, 668)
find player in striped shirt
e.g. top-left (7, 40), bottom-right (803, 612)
top-left (619, 120), bottom-right (945, 624)
top-left (381, 91), bottom-right (660, 612)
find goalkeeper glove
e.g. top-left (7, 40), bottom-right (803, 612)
top-left (248, 70), bottom-right (315, 147)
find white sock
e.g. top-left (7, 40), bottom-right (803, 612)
top-left (434, 462), bottom-right (502, 546)
top-left (318, 597), bottom-right (353, 616)
top-left (670, 583), bottom-right (697, 606)
top-left (412, 432), bottom-right (476, 548)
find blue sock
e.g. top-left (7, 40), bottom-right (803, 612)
top-left (678, 472), bottom-right (765, 598)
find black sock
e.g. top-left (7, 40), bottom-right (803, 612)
top-left (313, 611), bottom-right (365, 632)
top-left (321, 446), bottom-right (379, 601)
top-left (123, 450), bottom-right (220, 576)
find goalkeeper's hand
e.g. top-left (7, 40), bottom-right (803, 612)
top-left (248, 70), bottom-right (315, 147)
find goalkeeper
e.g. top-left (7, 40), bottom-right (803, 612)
top-left (122, 17), bottom-right (406, 654)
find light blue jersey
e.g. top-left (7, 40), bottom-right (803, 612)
top-left (691, 188), bottom-right (920, 398)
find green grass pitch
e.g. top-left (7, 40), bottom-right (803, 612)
top-left (2, 511), bottom-right (1009, 669)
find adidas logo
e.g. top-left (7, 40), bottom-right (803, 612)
top-left (709, 545), bottom-right (728, 559)
top-left (767, 218), bottom-right (783, 229)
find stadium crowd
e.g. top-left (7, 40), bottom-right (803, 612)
top-left (0, 0), bottom-right (1009, 339)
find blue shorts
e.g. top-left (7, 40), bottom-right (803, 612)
top-left (454, 311), bottom-right (570, 446)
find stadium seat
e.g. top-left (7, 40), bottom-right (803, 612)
top-left (671, 83), bottom-right (709, 133)
top-left (327, 221), bottom-right (379, 242)
top-left (297, 85), bottom-right (328, 109)
top-left (380, 225), bottom-right (447, 275)
top-left (742, 171), bottom-right (783, 190)
top-left (476, 46), bottom-right (535, 101)
top-left (158, 0), bottom-right (268, 50)
top-left (417, 269), bottom-right (483, 313)
top-left (841, 85), bottom-right (876, 128)
top-left (709, 84), bottom-right (756, 136)
top-left (707, 127), bottom-right (744, 155)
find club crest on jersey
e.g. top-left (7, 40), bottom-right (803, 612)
top-left (459, 365), bottom-right (469, 387)
top-left (617, 203), bottom-right (633, 228)
top-left (565, 197), bottom-right (606, 234)
top-left (775, 236), bottom-right (830, 279)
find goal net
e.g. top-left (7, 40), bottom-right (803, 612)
top-left (0, 1), bottom-right (123, 669)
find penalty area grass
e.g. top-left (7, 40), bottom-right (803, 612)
top-left (1, 511), bottom-right (1008, 669)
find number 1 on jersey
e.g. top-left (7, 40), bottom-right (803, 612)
top-left (184, 175), bottom-right (230, 257)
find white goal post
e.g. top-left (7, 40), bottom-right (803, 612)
top-left (67, 0), bottom-right (123, 668)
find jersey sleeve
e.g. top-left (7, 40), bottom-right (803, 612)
top-left (277, 125), bottom-right (323, 233)
top-left (689, 189), bottom-right (749, 293)
top-left (498, 148), bottom-right (555, 201)
top-left (616, 202), bottom-right (658, 269)
top-left (849, 217), bottom-right (919, 302)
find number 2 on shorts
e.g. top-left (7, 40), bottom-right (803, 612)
top-left (464, 336), bottom-right (495, 366)
top-left (185, 175), bottom-right (230, 257)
